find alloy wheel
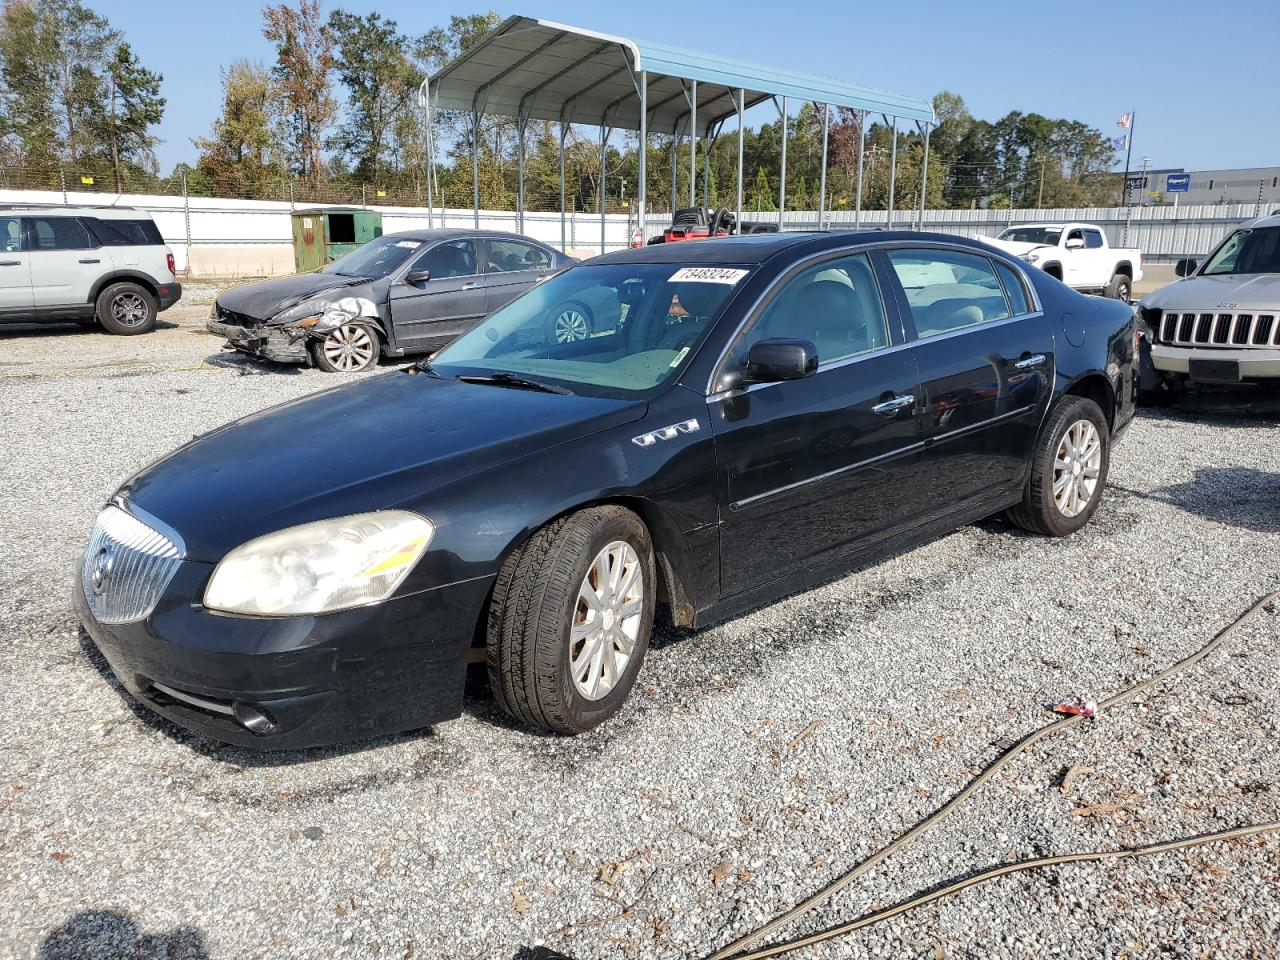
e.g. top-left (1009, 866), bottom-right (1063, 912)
top-left (110, 292), bottom-right (148, 326)
top-left (1052, 419), bottom-right (1102, 518)
top-left (569, 540), bottom-right (644, 701)
top-left (322, 324), bottom-right (376, 372)
top-left (553, 308), bottom-right (590, 343)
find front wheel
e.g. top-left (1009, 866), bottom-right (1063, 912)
top-left (487, 506), bottom-right (655, 734)
top-left (1007, 396), bottom-right (1110, 537)
top-left (310, 321), bottom-right (380, 373)
top-left (1105, 273), bottom-right (1132, 302)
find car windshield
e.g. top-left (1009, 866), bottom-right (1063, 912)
top-left (323, 236), bottom-right (424, 279)
top-left (999, 227), bottom-right (1062, 245)
top-left (429, 262), bottom-right (752, 396)
top-left (1201, 227), bottom-right (1280, 275)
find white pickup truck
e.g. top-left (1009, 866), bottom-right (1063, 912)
top-left (981, 222), bottom-right (1142, 301)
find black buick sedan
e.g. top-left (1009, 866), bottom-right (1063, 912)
top-left (78, 232), bottom-right (1137, 749)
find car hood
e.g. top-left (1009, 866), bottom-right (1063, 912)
top-left (120, 372), bottom-right (646, 561)
top-left (979, 236), bottom-right (1045, 258)
top-left (1144, 273), bottom-right (1280, 312)
top-left (216, 272), bottom-right (374, 323)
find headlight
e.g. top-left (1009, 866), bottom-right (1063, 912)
top-left (272, 297), bottom-right (332, 327)
top-left (203, 511), bottom-right (434, 616)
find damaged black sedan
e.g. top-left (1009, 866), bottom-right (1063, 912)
top-left (79, 232), bottom-right (1136, 750)
top-left (207, 228), bottom-right (575, 372)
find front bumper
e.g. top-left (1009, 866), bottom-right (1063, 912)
top-left (75, 559), bottom-right (494, 750)
top-left (1150, 343), bottom-right (1280, 380)
top-left (207, 319), bottom-right (309, 364)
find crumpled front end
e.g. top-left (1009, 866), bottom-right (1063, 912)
top-left (208, 308), bottom-right (312, 364)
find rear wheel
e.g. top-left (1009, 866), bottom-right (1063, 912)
top-left (1007, 395), bottom-right (1110, 537)
top-left (487, 506), bottom-right (655, 734)
top-left (1105, 272), bottom-right (1132, 301)
top-left (546, 301), bottom-right (593, 343)
top-left (96, 282), bottom-right (157, 335)
top-left (310, 321), bottom-right (380, 373)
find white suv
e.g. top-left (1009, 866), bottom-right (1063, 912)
top-left (0, 205), bottom-right (181, 335)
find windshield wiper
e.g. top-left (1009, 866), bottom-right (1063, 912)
top-left (457, 371), bottom-right (573, 395)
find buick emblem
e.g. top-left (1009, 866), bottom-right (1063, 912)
top-left (91, 544), bottom-right (116, 595)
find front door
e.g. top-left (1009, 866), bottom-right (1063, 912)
top-left (389, 238), bottom-right (487, 352)
top-left (26, 216), bottom-right (99, 307)
top-left (883, 247), bottom-right (1055, 517)
top-left (0, 214), bottom-right (32, 312)
top-left (709, 251), bottom-right (924, 597)
top-left (483, 238), bottom-right (555, 314)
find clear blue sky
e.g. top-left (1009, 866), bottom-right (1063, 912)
top-left (94, 0), bottom-right (1279, 174)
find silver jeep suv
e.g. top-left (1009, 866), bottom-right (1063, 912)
top-left (0, 205), bottom-right (182, 335)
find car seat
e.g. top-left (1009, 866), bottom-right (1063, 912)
top-left (2, 220), bottom-right (19, 252)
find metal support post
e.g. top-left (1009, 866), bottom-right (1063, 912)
top-left (736, 90), bottom-right (745, 231)
top-left (471, 110), bottom-right (481, 228)
top-left (779, 96), bottom-right (788, 227)
top-left (818, 103), bottom-right (829, 230)
top-left (637, 71), bottom-right (647, 243)
top-left (886, 116), bottom-right (898, 230)
top-left (855, 111), bottom-right (866, 228)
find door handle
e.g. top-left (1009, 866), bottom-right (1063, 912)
top-left (0, 259), bottom-right (20, 266)
top-left (79, 258), bottom-right (101, 264)
top-left (871, 394), bottom-right (915, 416)
top-left (461, 281), bottom-right (481, 290)
top-left (1013, 353), bottom-right (1046, 370)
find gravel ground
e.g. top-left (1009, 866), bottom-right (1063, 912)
top-left (2, 303), bottom-right (1278, 960)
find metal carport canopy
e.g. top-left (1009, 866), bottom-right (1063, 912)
top-left (427, 15), bottom-right (935, 136)
top-left (424, 15), bottom-right (936, 251)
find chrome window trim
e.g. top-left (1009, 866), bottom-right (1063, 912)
top-left (704, 239), bottom-right (1045, 398)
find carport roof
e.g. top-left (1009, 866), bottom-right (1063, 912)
top-left (427, 16), bottom-right (935, 139)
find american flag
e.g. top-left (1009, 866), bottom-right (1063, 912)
top-left (1111, 135), bottom-right (1128, 150)
top-left (1117, 112), bottom-right (1132, 129)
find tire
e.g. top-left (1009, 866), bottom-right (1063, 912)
top-left (545, 300), bottom-right (593, 344)
top-left (487, 506), bottom-right (656, 734)
top-left (1007, 396), bottom-right (1110, 537)
top-left (1105, 272), bottom-right (1132, 302)
top-left (309, 321), bottom-right (381, 373)
top-left (96, 282), bottom-right (157, 335)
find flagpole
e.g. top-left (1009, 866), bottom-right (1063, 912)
top-left (1120, 110), bottom-right (1135, 207)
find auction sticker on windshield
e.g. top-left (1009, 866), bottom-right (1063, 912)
top-left (669, 267), bottom-right (749, 284)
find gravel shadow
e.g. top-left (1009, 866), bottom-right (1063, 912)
top-left (1120, 466), bottom-right (1280, 533)
top-left (38, 909), bottom-right (209, 960)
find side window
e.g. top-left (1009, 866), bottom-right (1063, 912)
top-left (993, 261), bottom-right (1032, 316)
top-left (1084, 230), bottom-right (1104, 249)
top-left (415, 239), bottom-right (477, 279)
top-left (28, 217), bottom-right (94, 251)
top-left (887, 249), bottom-right (1011, 338)
top-left (487, 239), bottom-right (552, 273)
top-left (88, 218), bottom-right (163, 246)
top-left (733, 253), bottom-right (888, 368)
top-left (0, 216), bottom-right (22, 252)
top-left (1065, 228), bottom-right (1084, 245)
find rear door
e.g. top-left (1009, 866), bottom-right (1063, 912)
top-left (709, 250), bottom-right (924, 597)
top-left (483, 238), bottom-right (555, 313)
top-left (388, 238), bottom-right (487, 352)
top-left (882, 246), bottom-right (1054, 517)
top-left (0, 214), bottom-right (32, 312)
top-left (26, 216), bottom-right (99, 307)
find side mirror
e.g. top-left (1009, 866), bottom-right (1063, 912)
top-left (404, 268), bottom-right (431, 284)
top-left (744, 338), bottom-right (818, 384)
top-left (1175, 258), bottom-right (1199, 278)
top-left (1064, 237), bottom-right (1085, 250)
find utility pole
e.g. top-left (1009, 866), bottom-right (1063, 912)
top-left (1037, 155), bottom-right (1046, 208)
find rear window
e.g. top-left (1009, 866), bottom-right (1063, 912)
top-left (87, 218), bottom-right (164, 246)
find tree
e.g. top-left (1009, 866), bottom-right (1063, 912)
top-left (194, 60), bottom-right (281, 191)
top-left (91, 42), bottom-right (165, 190)
top-left (327, 10), bottom-right (418, 182)
top-left (262, 0), bottom-right (335, 184)
top-left (0, 1), bottom-right (60, 164)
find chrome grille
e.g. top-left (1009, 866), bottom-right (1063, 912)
top-left (1158, 311), bottom-right (1280, 349)
top-left (80, 505), bottom-right (183, 624)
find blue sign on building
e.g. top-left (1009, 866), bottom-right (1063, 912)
top-left (1166, 173), bottom-right (1191, 192)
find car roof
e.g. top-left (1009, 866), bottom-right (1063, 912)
top-left (585, 230), bottom-right (1010, 266)
top-left (1242, 212), bottom-right (1280, 229)
top-left (379, 227), bottom-right (556, 245)
top-left (0, 204), bottom-right (153, 219)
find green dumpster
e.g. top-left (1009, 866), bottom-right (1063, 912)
top-left (290, 207), bottom-right (383, 273)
